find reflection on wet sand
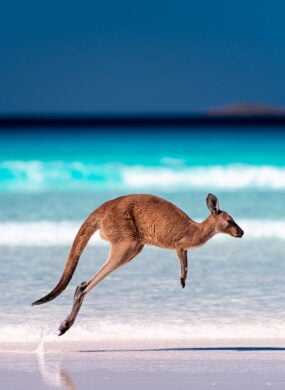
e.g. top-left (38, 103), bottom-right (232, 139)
top-left (37, 352), bottom-right (77, 390)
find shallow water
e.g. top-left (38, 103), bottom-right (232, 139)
top-left (0, 127), bottom-right (284, 341)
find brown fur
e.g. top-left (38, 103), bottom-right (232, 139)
top-left (32, 193), bottom-right (243, 335)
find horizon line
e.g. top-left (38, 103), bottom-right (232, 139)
top-left (1, 112), bottom-right (285, 128)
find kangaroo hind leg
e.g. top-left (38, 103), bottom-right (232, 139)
top-left (58, 241), bottom-right (144, 335)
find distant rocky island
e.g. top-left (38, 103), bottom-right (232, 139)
top-left (208, 102), bottom-right (285, 116)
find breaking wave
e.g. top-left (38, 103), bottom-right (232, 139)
top-left (0, 318), bottom-right (284, 343)
top-left (123, 165), bottom-right (285, 190)
top-left (1, 161), bottom-right (285, 192)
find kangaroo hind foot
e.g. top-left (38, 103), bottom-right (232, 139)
top-left (58, 281), bottom-right (87, 336)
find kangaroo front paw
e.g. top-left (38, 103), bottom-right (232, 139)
top-left (180, 278), bottom-right (186, 288)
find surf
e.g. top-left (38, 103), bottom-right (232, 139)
top-left (1, 161), bottom-right (285, 192)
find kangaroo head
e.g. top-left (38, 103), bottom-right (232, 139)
top-left (206, 193), bottom-right (244, 238)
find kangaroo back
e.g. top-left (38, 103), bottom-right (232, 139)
top-left (32, 211), bottom-right (100, 305)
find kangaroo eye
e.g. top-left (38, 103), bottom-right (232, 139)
top-left (227, 220), bottom-right (234, 226)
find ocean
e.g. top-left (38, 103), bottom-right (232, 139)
top-left (0, 127), bottom-right (284, 342)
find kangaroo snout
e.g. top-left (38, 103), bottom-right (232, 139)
top-left (226, 223), bottom-right (244, 238)
top-left (236, 226), bottom-right (244, 238)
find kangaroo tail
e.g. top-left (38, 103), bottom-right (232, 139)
top-left (32, 211), bottom-right (100, 305)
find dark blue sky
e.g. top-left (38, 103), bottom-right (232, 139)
top-left (1, 1), bottom-right (285, 113)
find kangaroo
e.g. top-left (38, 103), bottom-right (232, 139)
top-left (32, 193), bottom-right (244, 335)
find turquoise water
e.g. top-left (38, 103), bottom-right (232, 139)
top-left (1, 128), bottom-right (285, 193)
top-left (0, 127), bottom-right (284, 341)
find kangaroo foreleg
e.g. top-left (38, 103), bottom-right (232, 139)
top-left (176, 248), bottom-right (188, 288)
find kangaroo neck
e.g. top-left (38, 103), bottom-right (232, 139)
top-left (191, 215), bottom-right (216, 247)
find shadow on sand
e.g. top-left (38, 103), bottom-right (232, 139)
top-left (79, 346), bottom-right (285, 353)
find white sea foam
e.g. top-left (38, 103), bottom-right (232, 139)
top-left (239, 219), bottom-right (285, 240)
top-left (0, 221), bottom-right (107, 246)
top-left (122, 165), bottom-right (285, 190)
top-left (1, 161), bottom-right (285, 191)
top-left (0, 319), bottom-right (284, 342)
top-left (0, 219), bottom-right (284, 246)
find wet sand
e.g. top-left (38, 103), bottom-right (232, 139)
top-left (1, 339), bottom-right (285, 389)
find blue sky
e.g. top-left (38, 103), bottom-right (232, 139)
top-left (1, 1), bottom-right (284, 113)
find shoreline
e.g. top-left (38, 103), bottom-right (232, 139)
top-left (1, 336), bottom-right (285, 352)
top-left (1, 339), bottom-right (285, 389)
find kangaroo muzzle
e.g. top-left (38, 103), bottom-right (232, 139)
top-left (236, 226), bottom-right (244, 238)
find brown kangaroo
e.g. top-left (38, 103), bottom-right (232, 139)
top-left (32, 193), bottom-right (244, 335)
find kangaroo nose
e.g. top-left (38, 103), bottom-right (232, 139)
top-left (239, 228), bottom-right (244, 237)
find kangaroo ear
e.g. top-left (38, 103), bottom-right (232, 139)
top-left (206, 193), bottom-right (220, 215)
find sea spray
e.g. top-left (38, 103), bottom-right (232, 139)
top-left (35, 327), bottom-right (46, 354)
top-left (35, 325), bottom-right (58, 354)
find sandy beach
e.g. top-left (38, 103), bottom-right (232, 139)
top-left (1, 338), bottom-right (284, 389)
